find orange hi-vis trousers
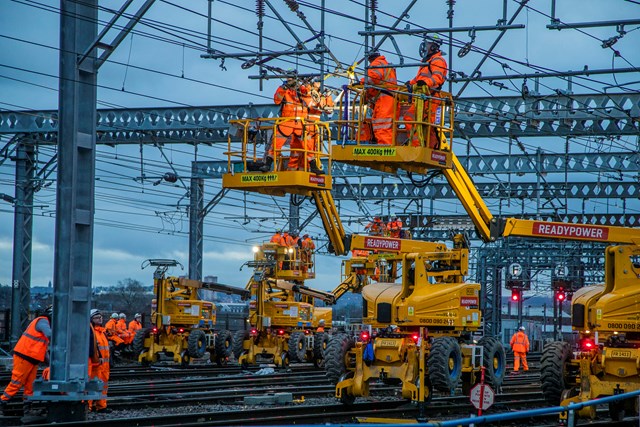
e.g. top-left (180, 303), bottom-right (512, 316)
top-left (513, 351), bottom-right (528, 371)
top-left (2, 355), bottom-right (39, 401)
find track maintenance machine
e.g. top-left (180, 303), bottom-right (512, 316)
top-left (134, 259), bottom-right (249, 366)
top-left (221, 81), bottom-right (505, 406)
top-left (334, 80), bottom-right (640, 420)
top-left (231, 241), bottom-right (335, 368)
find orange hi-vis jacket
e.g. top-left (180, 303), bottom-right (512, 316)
top-left (409, 51), bottom-right (447, 90)
top-left (128, 319), bottom-right (142, 333)
top-left (116, 319), bottom-right (128, 333)
top-left (388, 219), bottom-right (403, 238)
top-left (91, 325), bottom-right (110, 364)
top-left (301, 237), bottom-right (315, 253)
top-left (510, 331), bottom-right (530, 353)
top-left (274, 85), bottom-right (307, 137)
top-left (270, 232), bottom-right (285, 246)
top-left (364, 55), bottom-right (397, 99)
top-left (14, 316), bottom-right (49, 362)
top-left (105, 318), bottom-right (119, 335)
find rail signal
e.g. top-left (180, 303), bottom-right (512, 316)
top-left (511, 288), bottom-right (522, 302)
top-left (555, 289), bottom-right (566, 302)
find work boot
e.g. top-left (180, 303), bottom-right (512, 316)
top-left (308, 161), bottom-right (324, 175)
top-left (259, 157), bottom-right (273, 173)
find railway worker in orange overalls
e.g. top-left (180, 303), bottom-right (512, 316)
top-left (0, 306), bottom-right (52, 415)
top-left (88, 309), bottom-right (111, 413)
top-left (105, 313), bottom-right (124, 356)
top-left (262, 71), bottom-right (307, 172)
top-left (387, 217), bottom-right (403, 238)
top-left (404, 37), bottom-right (448, 148)
top-left (129, 313), bottom-right (142, 334)
top-left (300, 234), bottom-right (316, 273)
top-left (510, 326), bottom-right (530, 372)
top-left (365, 216), bottom-right (385, 236)
top-left (300, 78), bottom-right (328, 175)
top-left (270, 230), bottom-right (286, 246)
top-left (359, 52), bottom-right (398, 145)
top-left (116, 313), bottom-right (133, 345)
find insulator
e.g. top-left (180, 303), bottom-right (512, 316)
top-left (284, 0), bottom-right (299, 12)
top-left (370, 0), bottom-right (377, 11)
top-left (256, 0), bottom-right (264, 17)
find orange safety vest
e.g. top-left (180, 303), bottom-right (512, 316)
top-left (116, 319), bottom-right (128, 332)
top-left (510, 331), bottom-right (530, 353)
top-left (301, 237), bottom-right (315, 252)
top-left (274, 85), bottom-right (306, 137)
top-left (409, 51), bottom-right (447, 90)
top-left (364, 55), bottom-right (397, 99)
top-left (91, 325), bottom-right (110, 365)
top-left (128, 320), bottom-right (142, 333)
top-left (14, 316), bottom-right (49, 362)
top-left (270, 233), bottom-right (285, 246)
top-left (388, 219), bottom-right (403, 237)
top-left (105, 318), bottom-right (119, 335)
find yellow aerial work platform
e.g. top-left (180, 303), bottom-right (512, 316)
top-left (332, 84), bottom-right (455, 175)
top-left (222, 117), bottom-right (332, 197)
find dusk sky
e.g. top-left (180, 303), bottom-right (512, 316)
top-left (1, 0), bottom-right (638, 292)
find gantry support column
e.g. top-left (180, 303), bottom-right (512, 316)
top-left (33, 0), bottom-right (101, 421)
top-left (10, 140), bottom-right (35, 346)
top-left (189, 172), bottom-right (204, 281)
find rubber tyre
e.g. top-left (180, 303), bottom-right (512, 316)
top-left (187, 329), bottom-right (207, 358)
top-left (428, 336), bottom-right (462, 393)
top-left (132, 328), bottom-right (150, 357)
top-left (233, 330), bottom-right (249, 359)
top-left (338, 372), bottom-right (355, 405)
top-left (313, 332), bottom-right (330, 360)
top-left (214, 330), bottom-right (233, 365)
top-left (288, 331), bottom-right (307, 362)
top-left (541, 341), bottom-right (572, 404)
top-left (478, 336), bottom-right (507, 389)
top-left (325, 334), bottom-right (355, 384)
top-left (280, 352), bottom-right (290, 369)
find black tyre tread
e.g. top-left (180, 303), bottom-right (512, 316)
top-left (540, 341), bottom-right (572, 404)
top-left (214, 330), bottom-right (233, 360)
top-left (132, 328), bottom-right (149, 357)
top-left (232, 330), bottom-right (249, 359)
top-left (428, 336), bottom-right (462, 393)
top-left (313, 332), bottom-right (330, 360)
top-left (325, 334), bottom-right (354, 384)
top-left (288, 331), bottom-right (306, 362)
top-left (478, 336), bottom-right (507, 389)
top-left (187, 329), bottom-right (206, 358)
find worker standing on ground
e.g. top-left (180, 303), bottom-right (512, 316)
top-left (510, 326), bottom-right (530, 373)
top-left (262, 71), bottom-right (307, 172)
top-left (0, 305), bottom-right (52, 415)
top-left (360, 51), bottom-right (398, 145)
top-left (128, 313), bottom-right (142, 334)
top-left (316, 319), bottom-right (326, 333)
top-left (88, 309), bottom-right (111, 413)
top-left (404, 38), bottom-right (447, 148)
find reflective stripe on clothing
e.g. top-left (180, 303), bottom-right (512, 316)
top-left (1, 354), bottom-right (39, 401)
top-left (14, 317), bottom-right (49, 362)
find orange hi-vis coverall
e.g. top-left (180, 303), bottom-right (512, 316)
top-left (405, 51), bottom-right (448, 147)
top-left (270, 232), bottom-right (286, 246)
top-left (116, 318), bottom-right (133, 344)
top-left (300, 236), bottom-right (316, 273)
top-left (2, 316), bottom-right (50, 403)
top-left (273, 84), bottom-right (307, 170)
top-left (362, 55), bottom-right (397, 145)
top-left (365, 218), bottom-right (385, 236)
top-left (387, 218), bottom-right (403, 238)
top-left (510, 331), bottom-right (530, 371)
top-left (105, 318), bottom-right (124, 346)
top-left (88, 324), bottom-right (110, 411)
top-left (128, 319), bottom-right (142, 334)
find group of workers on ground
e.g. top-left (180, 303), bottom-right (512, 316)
top-left (1, 307), bottom-right (143, 416)
top-left (270, 230), bottom-right (316, 273)
top-left (257, 37), bottom-right (447, 173)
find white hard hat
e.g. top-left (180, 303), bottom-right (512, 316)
top-left (119, 313), bottom-right (126, 319)
top-left (135, 313), bottom-right (142, 319)
top-left (111, 313), bottom-right (119, 319)
top-left (90, 309), bottom-right (101, 319)
top-left (319, 319), bottom-right (325, 325)
top-left (518, 326), bottom-right (525, 331)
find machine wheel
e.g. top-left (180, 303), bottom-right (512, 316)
top-left (428, 336), bottom-right (462, 393)
top-left (288, 331), bottom-right (307, 362)
top-left (313, 332), bottom-right (330, 361)
top-left (214, 330), bottom-right (233, 365)
top-left (180, 351), bottom-right (190, 367)
top-left (478, 336), bottom-right (507, 389)
top-left (325, 334), bottom-right (355, 384)
top-left (541, 341), bottom-right (572, 404)
top-left (280, 352), bottom-right (290, 369)
top-left (188, 329), bottom-right (207, 358)
top-left (132, 328), bottom-right (150, 357)
top-left (338, 372), bottom-right (356, 405)
top-left (414, 376), bottom-right (433, 404)
top-left (240, 350), bottom-right (249, 369)
top-left (233, 330), bottom-right (249, 359)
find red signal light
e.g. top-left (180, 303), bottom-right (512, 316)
top-left (360, 331), bottom-right (369, 341)
top-left (555, 290), bottom-right (566, 301)
top-left (250, 328), bottom-right (258, 336)
top-left (511, 289), bottom-right (521, 301)
top-left (411, 334), bottom-right (419, 342)
top-left (580, 338), bottom-right (595, 351)
top-left (178, 328), bottom-right (185, 333)
top-left (151, 327), bottom-right (158, 334)
top-left (304, 330), bottom-right (310, 335)
top-left (278, 329), bottom-right (285, 335)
